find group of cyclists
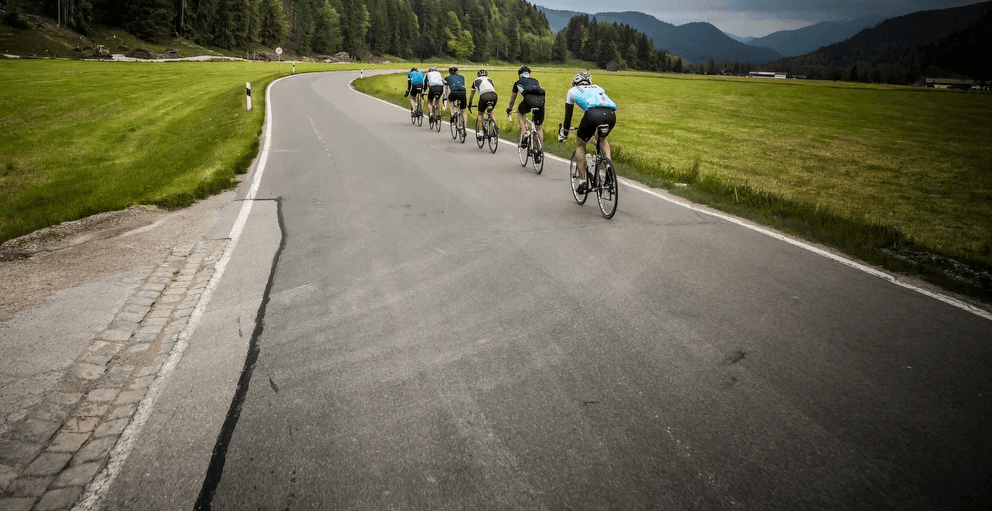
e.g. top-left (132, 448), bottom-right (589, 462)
top-left (406, 65), bottom-right (617, 195)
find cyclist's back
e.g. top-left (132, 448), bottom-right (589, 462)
top-left (510, 66), bottom-right (546, 126)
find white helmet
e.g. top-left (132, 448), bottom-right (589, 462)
top-left (572, 70), bottom-right (592, 86)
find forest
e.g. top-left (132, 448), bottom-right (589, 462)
top-left (5, 0), bottom-right (564, 61)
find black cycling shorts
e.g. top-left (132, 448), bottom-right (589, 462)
top-left (427, 85), bottom-right (444, 101)
top-left (409, 84), bottom-right (424, 97)
top-left (577, 107), bottom-right (616, 142)
top-left (447, 91), bottom-right (467, 109)
top-left (517, 94), bottom-right (546, 125)
top-left (478, 92), bottom-right (498, 112)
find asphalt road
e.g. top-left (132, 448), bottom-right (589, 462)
top-left (106, 71), bottom-right (991, 510)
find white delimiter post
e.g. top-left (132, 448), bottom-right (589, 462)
top-left (246, 82), bottom-right (252, 111)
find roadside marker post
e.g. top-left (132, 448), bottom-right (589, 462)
top-left (246, 82), bottom-right (251, 111)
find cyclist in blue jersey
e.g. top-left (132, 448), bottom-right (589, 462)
top-left (405, 67), bottom-right (425, 116)
top-left (557, 70), bottom-right (617, 194)
top-left (444, 66), bottom-right (468, 130)
top-left (505, 66), bottom-right (546, 153)
top-left (424, 66), bottom-right (446, 124)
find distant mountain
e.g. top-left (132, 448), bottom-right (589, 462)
top-left (765, 1), bottom-right (992, 83)
top-left (538, 6), bottom-right (582, 33)
top-left (747, 16), bottom-right (884, 57)
top-left (724, 33), bottom-right (756, 44)
top-left (535, 6), bottom-right (782, 64)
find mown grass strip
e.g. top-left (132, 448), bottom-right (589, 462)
top-left (356, 70), bottom-right (992, 300)
top-left (0, 60), bottom-right (280, 242)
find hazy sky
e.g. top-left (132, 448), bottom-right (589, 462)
top-left (533, 0), bottom-right (986, 37)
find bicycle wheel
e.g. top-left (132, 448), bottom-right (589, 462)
top-left (531, 136), bottom-right (544, 175)
top-left (488, 119), bottom-right (499, 153)
top-left (517, 132), bottom-right (529, 166)
top-left (476, 121), bottom-right (485, 148)
top-left (417, 103), bottom-right (423, 127)
top-left (434, 111), bottom-right (442, 132)
top-left (411, 107), bottom-right (416, 125)
top-left (596, 158), bottom-right (619, 219)
top-left (450, 114), bottom-right (457, 139)
top-left (457, 116), bottom-right (467, 143)
top-left (570, 151), bottom-right (588, 205)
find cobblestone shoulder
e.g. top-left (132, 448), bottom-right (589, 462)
top-left (0, 238), bottom-right (228, 510)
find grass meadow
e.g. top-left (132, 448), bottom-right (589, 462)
top-left (0, 59), bottom-right (365, 244)
top-left (356, 68), bottom-right (992, 298)
top-left (2, 59), bottom-right (990, 299)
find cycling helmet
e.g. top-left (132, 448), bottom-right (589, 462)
top-left (572, 70), bottom-right (592, 86)
top-left (449, 66), bottom-right (458, 74)
top-left (518, 66), bottom-right (531, 75)
top-left (477, 69), bottom-right (488, 77)
top-left (428, 66), bottom-right (437, 73)
top-left (411, 67), bottom-right (418, 72)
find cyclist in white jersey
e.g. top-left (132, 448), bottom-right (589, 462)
top-left (558, 70), bottom-right (617, 194)
top-left (424, 66), bottom-right (446, 125)
top-left (467, 69), bottom-right (498, 142)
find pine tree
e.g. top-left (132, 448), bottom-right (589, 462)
top-left (258, 0), bottom-right (289, 46)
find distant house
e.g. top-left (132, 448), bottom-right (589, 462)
top-left (748, 71), bottom-right (787, 79)
top-left (925, 78), bottom-right (976, 90)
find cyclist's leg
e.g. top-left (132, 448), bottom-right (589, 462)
top-left (574, 137), bottom-right (589, 181)
top-left (532, 100), bottom-right (546, 148)
top-left (516, 111), bottom-right (527, 140)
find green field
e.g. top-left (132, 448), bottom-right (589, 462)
top-left (356, 68), bottom-right (992, 297)
top-left (0, 59), bottom-right (366, 245)
top-left (2, 60), bottom-right (990, 299)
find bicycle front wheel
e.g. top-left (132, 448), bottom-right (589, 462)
top-left (570, 151), bottom-right (588, 205)
top-left (532, 137), bottom-right (544, 175)
top-left (596, 158), bottom-right (619, 219)
top-left (517, 133), bottom-right (529, 166)
top-left (488, 120), bottom-right (499, 153)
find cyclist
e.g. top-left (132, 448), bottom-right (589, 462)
top-left (557, 70), bottom-right (617, 194)
top-left (505, 66), bottom-right (546, 160)
top-left (467, 69), bottom-right (498, 142)
top-left (444, 66), bottom-right (468, 131)
top-left (424, 65), bottom-right (445, 125)
top-left (404, 67), bottom-right (425, 116)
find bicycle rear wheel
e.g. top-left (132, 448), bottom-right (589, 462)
top-left (417, 103), bottom-right (423, 127)
top-left (434, 111), bottom-right (442, 132)
top-left (517, 133), bottom-right (529, 166)
top-left (532, 136), bottom-right (544, 175)
top-left (476, 121), bottom-right (485, 148)
top-left (450, 114), bottom-right (457, 139)
top-left (487, 119), bottom-right (499, 153)
top-left (596, 158), bottom-right (618, 219)
top-left (569, 151), bottom-right (588, 205)
top-left (457, 115), bottom-right (466, 143)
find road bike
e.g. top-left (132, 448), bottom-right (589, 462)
top-left (409, 92), bottom-right (424, 127)
top-left (562, 123), bottom-right (619, 219)
top-left (516, 108), bottom-right (544, 174)
top-left (428, 98), bottom-right (442, 132)
top-left (471, 105), bottom-right (499, 153)
top-left (449, 101), bottom-right (467, 143)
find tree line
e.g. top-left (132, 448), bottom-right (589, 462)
top-left (561, 15), bottom-right (685, 72)
top-left (5, 0), bottom-right (569, 61)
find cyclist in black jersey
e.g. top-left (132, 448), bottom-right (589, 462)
top-left (444, 66), bottom-right (468, 130)
top-left (505, 66), bottom-right (546, 150)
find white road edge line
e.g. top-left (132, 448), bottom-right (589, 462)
top-left (74, 75), bottom-right (287, 511)
top-left (351, 74), bottom-right (992, 323)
